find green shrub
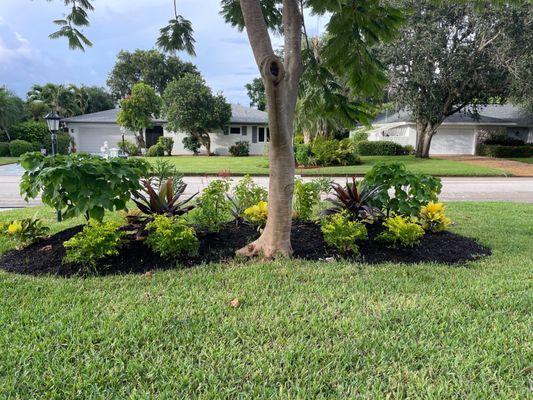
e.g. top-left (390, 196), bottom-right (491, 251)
top-left (145, 215), bottom-right (199, 258)
top-left (334, 138), bottom-right (361, 166)
top-left (149, 159), bottom-right (183, 188)
top-left (402, 145), bottom-right (415, 155)
top-left (192, 179), bottom-right (231, 231)
top-left (182, 136), bottom-right (201, 154)
top-left (479, 144), bottom-right (533, 158)
top-left (157, 136), bottom-right (174, 156)
top-left (118, 139), bottom-right (140, 156)
top-left (321, 213), bottom-right (368, 254)
top-left (0, 142), bottom-right (9, 156)
top-left (63, 220), bottom-right (124, 269)
top-left (0, 217), bottom-right (49, 249)
top-left (351, 128), bottom-right (369, 143)
top-left (9, 140), bottom-right (34, 157)
top-left (377, 215), bottom-right (424, 248)
top-left (311, 138), bottom-right (338, 166)
top-left (43, 132), bottom-right (72, 155)
top-left (146, 143), bottom-right (165, 157)
top-left (295, 143), bottom-right (312, 166)
top-left (364, 163), bottom-right (442, 216)
top-left (8, 121), bottom-right (48, 143)
top-left (293, 134), bottom-right (305, 145)
top-left (293, 179), bottom-right (322, 221)
top-left (20, 152), bottom-right (149, 221)
top-left (231, 175), bottom-right (268, 216)
top-left (229, 140), bottom-right (250, 157)
top-left (357, 140), bottom-right (404, 156)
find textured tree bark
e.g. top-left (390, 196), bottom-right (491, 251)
top-left (415, 121), bottom-right (438, 159)
top-left (136, 129), bottom-right (146, 149)
top-left (236, 0), bottom-right (303, 258)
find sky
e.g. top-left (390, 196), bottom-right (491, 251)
top-left (0, 0), bottom-right (325, 106)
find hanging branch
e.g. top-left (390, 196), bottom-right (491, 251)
top-left (156, 0), bottom-right (196, 56)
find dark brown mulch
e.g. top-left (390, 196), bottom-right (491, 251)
top-left (0, 221), bottom-right (491, 277)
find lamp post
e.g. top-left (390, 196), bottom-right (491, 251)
top-left (44, 111), bottom-right (62, 221)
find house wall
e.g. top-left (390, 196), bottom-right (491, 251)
top-left (368, 125), bottom-right (417, 147)
top-left (67, 123), bottom-right (137, 153)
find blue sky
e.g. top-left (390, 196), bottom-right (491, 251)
top-left (0, 0), bottom-right (325, 106)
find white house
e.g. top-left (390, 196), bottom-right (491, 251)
top-left (361, 104), bottom-right (533, 155)
top-left (62, 104), bottom-right (270, 155)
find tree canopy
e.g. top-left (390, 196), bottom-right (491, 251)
top-left (163, 74), bottom-right (232, 156)
top-left (106, 49), bottom-right (200, 100)
top-left (245, 78), bottom-right (266, 111)
top-left (0, 88), bottom-right (26, 141)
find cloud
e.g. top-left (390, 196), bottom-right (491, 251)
top-left (0, 25), bottom-right (34, 64)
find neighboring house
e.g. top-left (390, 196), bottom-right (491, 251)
top-left (361, 104), bottom-right (533, 155)
top-left (62, 104), bottom-right (270, 155)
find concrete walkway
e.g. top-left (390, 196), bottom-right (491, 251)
top-left (1, 173), bottom-right (532, 209)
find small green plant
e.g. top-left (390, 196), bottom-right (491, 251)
top-left (230, 175), bottom-right (268, 217)
top-left (118, 139), bottom-right (140, 156)
top-left (149, 159), bottom-right (183, 189)
top-left (192, 179), bottom-right (231, 231)
top-left (146, 143), bottom-right (165, 157)
top-left (419, 202), bottom-right (451, 232)
top-left (0, 217), bottom-right (49, 249)
top-left (145, 215), bottom-right (199, 258)
top-left (63, 220), bottom-right (124, 269)
top-left (157, 136), bottom-right (174, 156)
top-left (321, 213), bottom-right (368, 254)
top-left (243, 201), bottom-right (268, 226)
top-left (229, 141), bottom-right (250, 157)
top-left (9, 140), bottom-right (34, 157)
top-left (377, 215), bottom-right (425, 248)
top-left (293, 179), bottom-right (322, 221)
top-left (182, 136), bottom-right (201, 155)
top-left (295, 143), bottom-right (312, 166)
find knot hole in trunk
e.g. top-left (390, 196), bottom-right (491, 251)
top-left (260, 55), bottom-right (285, 86)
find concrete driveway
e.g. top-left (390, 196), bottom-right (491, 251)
top-left (1, 162), bottom-right (532, 208)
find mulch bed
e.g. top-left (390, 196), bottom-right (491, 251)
top-left (0, 221), bottom-right (491, 277)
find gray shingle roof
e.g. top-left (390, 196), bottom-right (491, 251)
top-left (62, 104), bottom-right (268, 125)
top-left (374, 104), bottom-right (533, 126)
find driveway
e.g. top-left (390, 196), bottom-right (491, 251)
top-left (441, 156), bottom-right (533, 177)
top-left (1, 163), bottom-right (532, 208)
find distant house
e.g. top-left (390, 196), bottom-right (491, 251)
top-left (362, 104), bottom-right (533, 155)
top-left (62, 104), bottom-right (269, 155)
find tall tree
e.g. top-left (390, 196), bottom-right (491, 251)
top-left (107, 49), bottom-right (200, 100)
top-left (116, 83), bottom-right (162, 148)
top-left (245, 77), bottom-right (266, 111)
top-left (46, 0), bottom-right (402, 258)
top-left (163, 74), bottom-right (232, 156)
top-left (0, 87), bottom-right (26, 141)
top-left (380, 0), bottom-right (530, 158)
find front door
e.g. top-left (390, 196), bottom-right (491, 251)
top-left (145, 126), bottom-right (164, 148)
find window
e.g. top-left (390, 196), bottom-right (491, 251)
top-left (230, 126), bottom-right (241, 135)
top-left (258, 127), bottom-right (270, 143)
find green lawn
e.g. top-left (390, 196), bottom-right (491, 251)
top-left (508, 157), bottom-right (533, 164)
top-left (143, 155), bottom-right (509, 176)
top-left (0, 157), bottom-right (18, 166)
top-left (0, 202), bottom-right (531, 398)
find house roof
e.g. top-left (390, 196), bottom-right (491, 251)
top-left (61, 104), bottom-right (268, 125)
top-left (373, 104), bottom-right (533, 126)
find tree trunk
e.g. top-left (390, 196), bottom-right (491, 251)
top-left (201, 133), bottom-right (211, 156)
top-left (303, 130), bottom-right (312, 144)
top-left (236, 0), bottom-right (303, 259)
top-left (136, 129), bottom-right (146, 148)
top-left (415, 121), bottom-right (438, 159)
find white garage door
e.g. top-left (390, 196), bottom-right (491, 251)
top-left (76, 125), bottom-right (135, 154)
top-left (430, 127), bottom-right (475, 155)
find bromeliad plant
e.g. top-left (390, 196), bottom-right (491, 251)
top-left (322, 177), bottom-right (383, 223)
top-left (0, 217), bottom-right (49, 249)
top-left (419, 202), bottom-right (452, 232)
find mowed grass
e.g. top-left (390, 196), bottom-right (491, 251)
top-left (508, 157), bottom-right (533, 164)
top-left (0, 202), bottom-right (532, 398)
top-left (0, 157), bottom-right (18, 166)
top-left (143, 155), bottom-right (508, 176)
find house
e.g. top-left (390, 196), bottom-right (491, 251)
top-left (62, 104), bottom-right (270, 155)
top-left (362, 104), bottom-right (533, 155)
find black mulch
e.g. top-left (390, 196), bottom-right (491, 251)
top-left (0, 221), bottom-right (491, 277)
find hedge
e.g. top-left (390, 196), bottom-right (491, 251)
top-left (8, 121), bottom-right (49, 144)
top-left (0, 142), bottom-right (10, 157)
top-left (357, 140), bottom-right (406, 156)
top-left (479, 144), bottom-right (533, 158)
top-left (9, 140), bottom-right (34, 157)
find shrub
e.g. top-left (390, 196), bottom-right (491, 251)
top-left (243, 201), bottom-right (268, 226)
top-left (0, 217), bottom-right (49, 249)
top-left (63, 220), bottom-right (124, 269)
top-left (351, 128), bottom-right (369, 143)
top-left (364, 163), bottom-right (442, 216)
top-left (479, 145), bottom-right (533, 158)
top-left (311, 138), bottom-right (338, 166)
top-left (118, 139), bottom-right (140, 156)
top-left (149, 159), bottom-right (183, 188)
top-left (9, 140), bottom-right (34, 157)
top-left (229, 140), bottom-right (250, 157)
top-left (482, 133), bottom-right (525, 146)
top-left (43, 132), bottom-right (72, 155)
top-left (192, 179), bottom-right (231, 231)
top-left (402, 145), bottom-right (415, 155)
top-left (293, 134), bottom-right (305, 145)
top-left (321, 213), bottom-right (368, 254)
top-left (295, 143), bottom-right (312, 166)
top-left (230, 175), bottom-right (268, 217)
top-left (145, 215), bottom-right (199, 258)
top-left (357, 140), bottom-right (404, 156)
top-left (182, 136), bottom-right (201, 154)
top-left (157, 136), bottom-right (174, 156)
top-left (0, 142), bottom-right (9, 156)
top-left (20, 152), bottom-right (149, 221)
top-left (419, 202), bottom-right (451, 232)
top-left (146, 143), bottom-right (165, 157)
top-left (377, 215), bottom-right (424, 248)
top-left (8, 121), bottom-right (48, 143)
top-left (334, 138), bottom-right (361, 166)
top-left (293, 179), bottom-right (322, 221)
